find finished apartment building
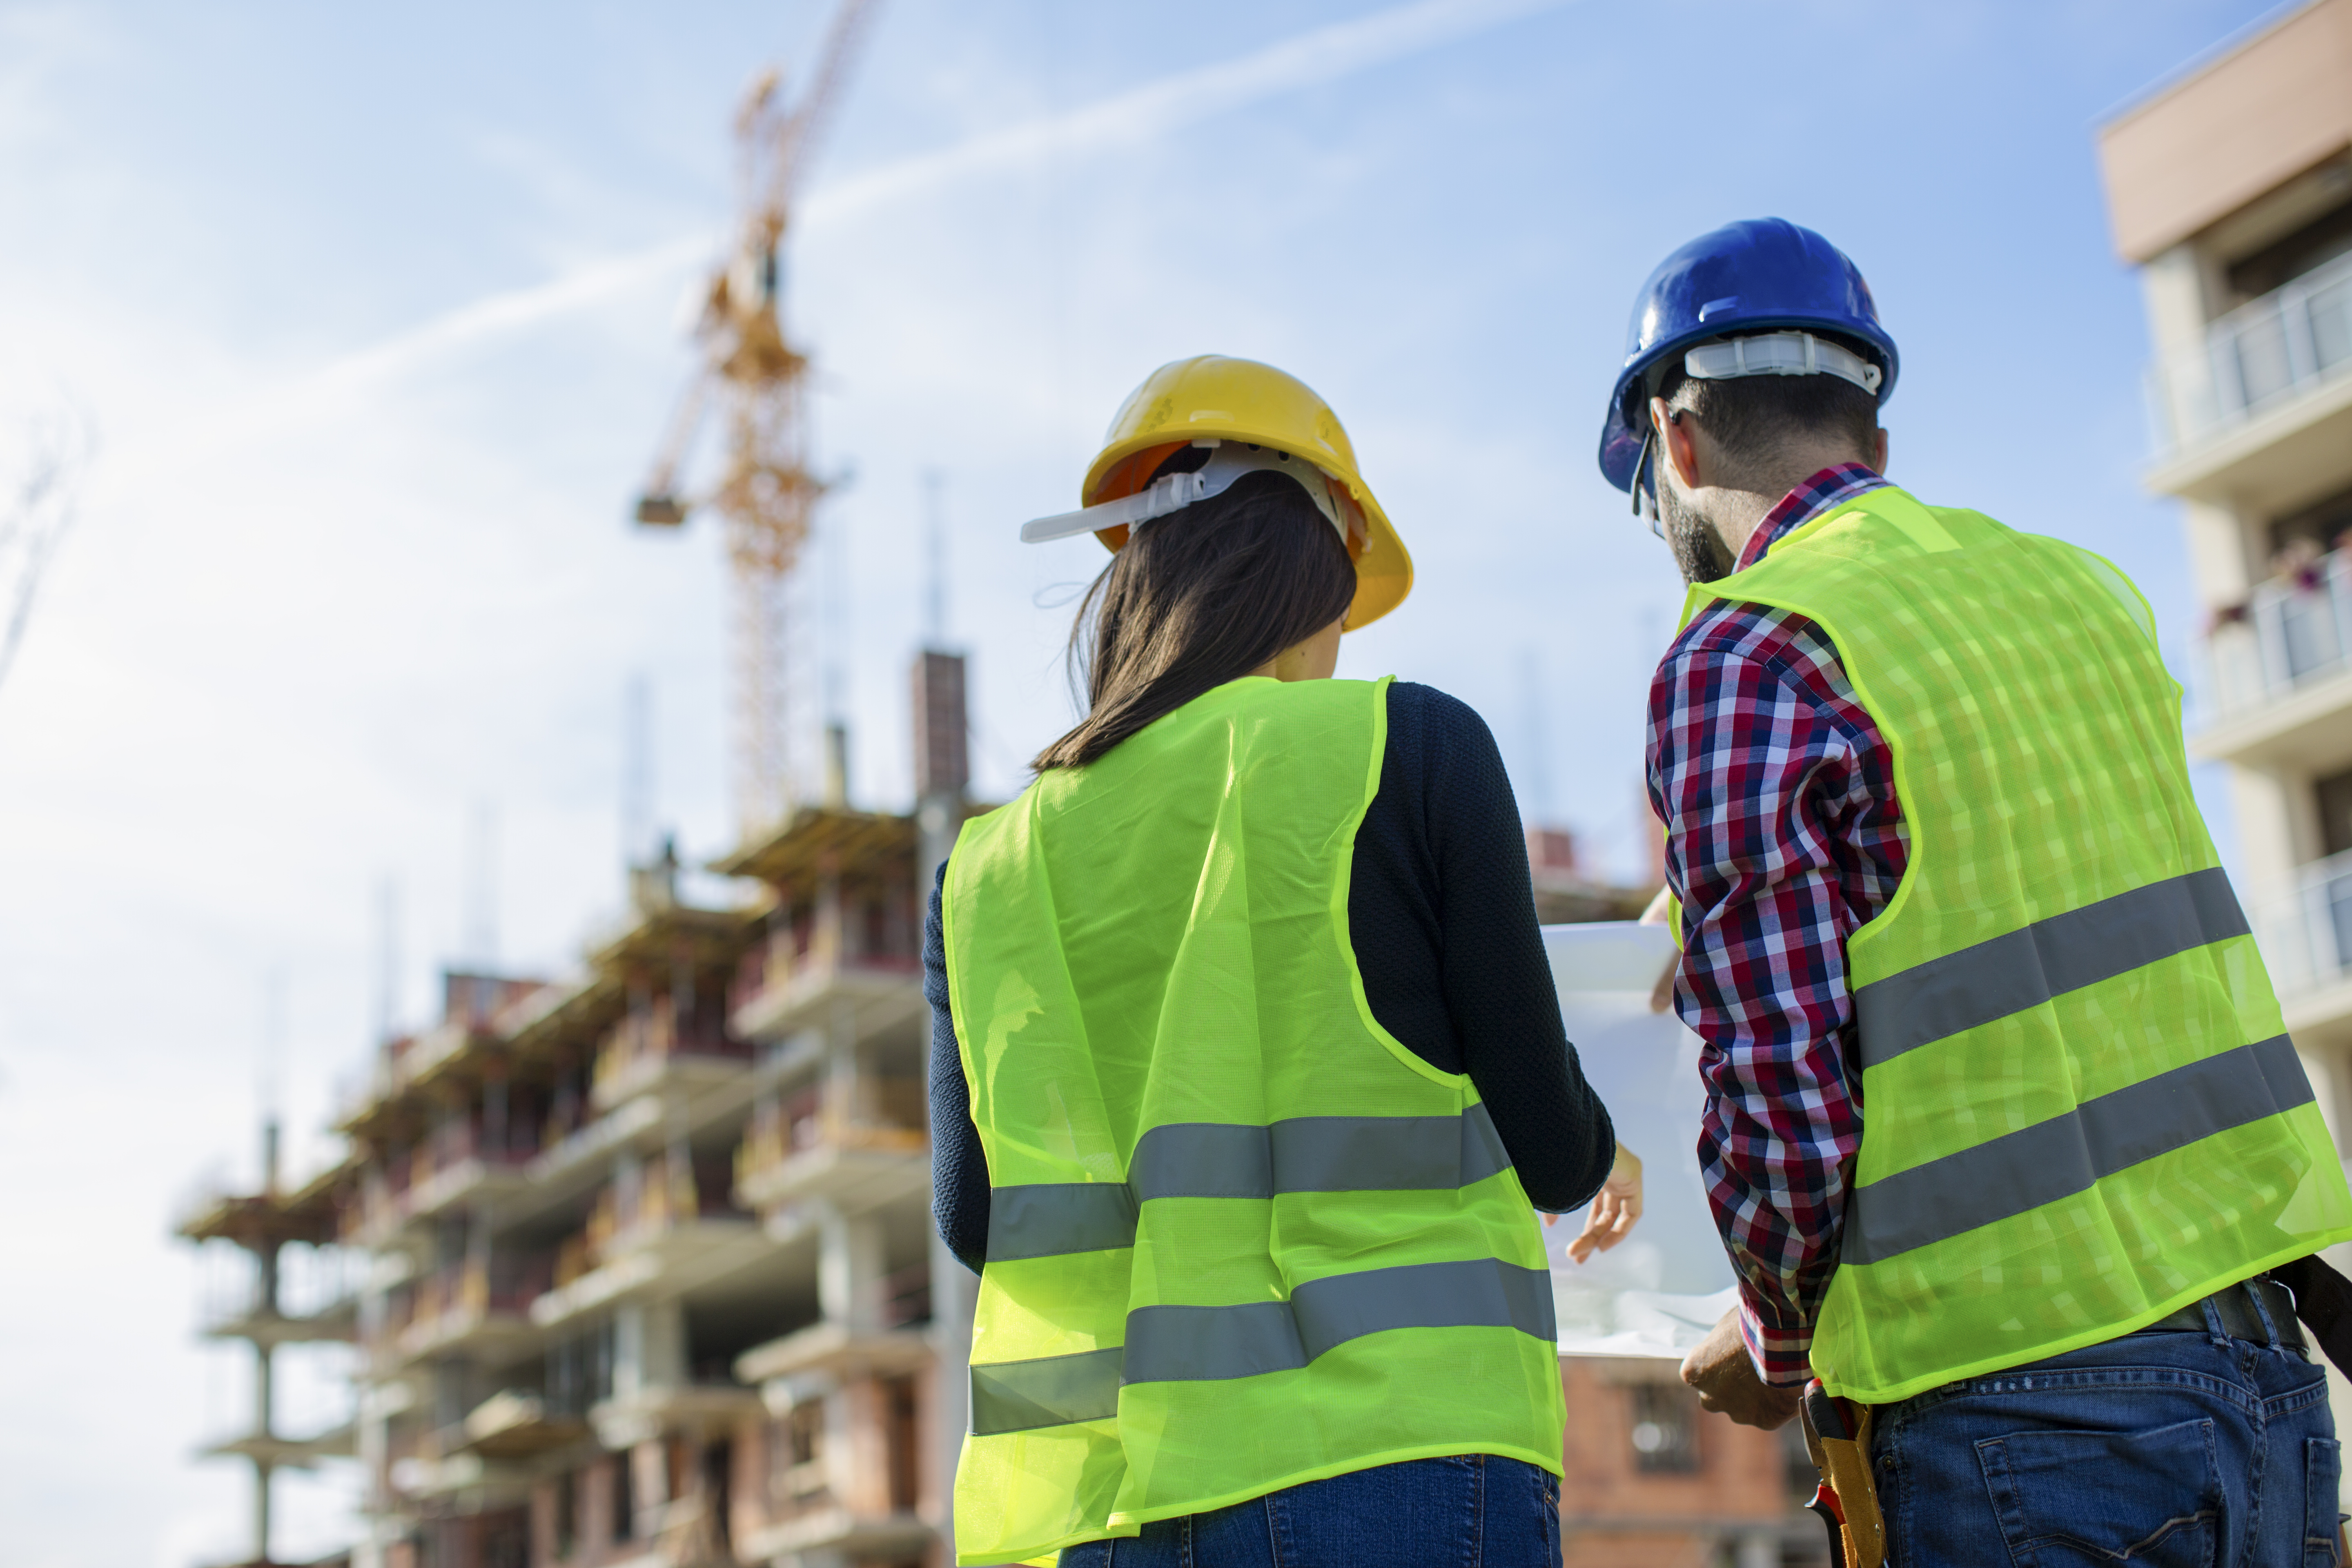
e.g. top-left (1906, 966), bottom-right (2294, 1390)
top-left (2098, 3), bottom-right (2352, 1148)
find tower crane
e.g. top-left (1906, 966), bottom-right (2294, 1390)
top-left (634, 0), bottom-right (883, 833)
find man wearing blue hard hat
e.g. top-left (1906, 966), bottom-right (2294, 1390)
top-left (1610, 217), bottom-right (2352, 1567)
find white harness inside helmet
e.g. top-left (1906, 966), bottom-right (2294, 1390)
top-left (1021, 440), bottom-right (1363, 555)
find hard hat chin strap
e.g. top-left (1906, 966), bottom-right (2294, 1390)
top-left (1021, 441), bottom-right (1361, 554)
top-left (1683, 330), bottom-right (1884, 396)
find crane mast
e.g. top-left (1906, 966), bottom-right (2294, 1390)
top-left (636, 0), bottom-right (882, 833)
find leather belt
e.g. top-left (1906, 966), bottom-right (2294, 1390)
top-left (2135, 1276), bottom-right (2305, 1351)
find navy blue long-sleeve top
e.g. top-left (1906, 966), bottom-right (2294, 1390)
top-left (925, 680), bottom-right (1613, 1273)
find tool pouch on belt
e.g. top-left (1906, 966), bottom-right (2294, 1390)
top-left (1801, 1381), bottom-right (1884, 1568)
top-left (2274, 1254), bottom-right (2352, 1377)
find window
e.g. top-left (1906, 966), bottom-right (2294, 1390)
top-left (1627, 1383), bottom-right (1702, 1474)
top-left (2227, 190), bottom-right (2352, 304)
top-left (2267, 483), bottom-right (2352, 563)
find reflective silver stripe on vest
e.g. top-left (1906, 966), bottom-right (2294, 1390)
top-left (1842, 1034), bottom-right (2313, 1266)
top-left (984, 1104), bottom-right (1513, 1262)
top-left (966, 1258), bottom-right (1554, 1434)
top-left (986, 1183), bottom-right (1139, 1264)
top-left (969, 1345), bottom-right (1125, 1436)
top-left (1122, 1257), bottom-right (1555, 1385)
top-left (1854, 868), bottom-right (2251, 1070)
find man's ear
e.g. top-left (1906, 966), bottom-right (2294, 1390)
top-left (1649, 396), bottom-right (1704, 490)
top-left (1871, 426), bottom-right (1889, 473)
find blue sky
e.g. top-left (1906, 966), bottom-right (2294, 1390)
top-left (0, 0), bottom-right (2291, 1561)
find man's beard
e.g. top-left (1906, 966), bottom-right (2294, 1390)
top-left (1660, 481), bottom-right (1736, 586)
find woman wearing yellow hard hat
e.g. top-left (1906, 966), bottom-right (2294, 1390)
top-left (925, 356), bottom-right (1639, 1567)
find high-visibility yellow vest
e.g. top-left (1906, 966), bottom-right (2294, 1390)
top-left (1681, 485), bottom-right (2352, 1405)
top-left (942, 675), bottom-right (1565, 1566)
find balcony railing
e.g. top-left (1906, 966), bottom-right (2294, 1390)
top-left (2251, 849), bottom-right (2352, 1000)
top-left (549, 1151), bottom-right (745, 1291)
top-left (591, 998), bottom-right (751, 1109)
top-left (2149, 248), bottom-right (2352, 455)
top-left (735, 1080), bottom-right (928, 1194)
top-left (2200, 547), bottom-right (2352, 723)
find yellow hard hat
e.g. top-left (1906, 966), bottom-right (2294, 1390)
top-left (1075, 356), bottom-right (1412, 630)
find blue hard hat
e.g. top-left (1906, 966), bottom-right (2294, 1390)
top-left (1598, 218), bottom-right (1898, 494)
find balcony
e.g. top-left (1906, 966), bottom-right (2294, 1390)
top-left (200, 1296), bottom-right (358, 1349)
top-left (2194, 546), bottom-right (2352, 766)
top-left (591, 998), bottom-right (753, 1114)
top-left (450, 1389), bottom-right (590, 1459)
top-left (2250, 850), bottom-right (2352, 1033)
top-left (733, 1082), bottom-right (929, 1215)
top-left (197, 1420), bottom-right (356, 1467)
top-left (735, 1317), bottom-right (931, 1390)
top-left (531, 1155), bottom-right (763, 1329)
top-left (730, 922), bottom-right (926, 1047)
top-left (737, 1508), bottom-right (932, 1566)
top-left (2147, 249), bottom-right (2352, 507)
top-left (383, 1257), bottom-right (546, 1366)
top-left (589, 1379), bottom-right (764, 1450)
top-left (2157, 248), bottom-right (2352, 445)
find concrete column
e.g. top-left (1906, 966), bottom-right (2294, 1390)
top-left (817, 1201), bottom-right (886, 1335)
top-left (2180, 497), bottom-right (2257, 610)
top-left (914, 648), bottom-right (971, 1565)
top-left (2230, 764), bottom-right (2303, 886)
top-left (612, 1297), bottom-right (686, 1404)
top-left (2140, 241), bottom-right (2217, 443)
top-left (926, 1232), bottom-right (977, 1558)
top-left (1734, 1529), bottom-right (1778, 1568)
top-left (826, 1000), bottom-right (862, 1131)
top-left (632, 1438), bottom-right (670, 1535)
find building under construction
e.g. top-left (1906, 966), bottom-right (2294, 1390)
top-left (178, 640), bottom-right (1811, 1568)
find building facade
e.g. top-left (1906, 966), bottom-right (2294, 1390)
top-left (2098, 4), bottom-right (2352, 1181)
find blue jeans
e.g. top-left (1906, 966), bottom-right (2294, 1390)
top-left (1873, 1305), bottom-right (2340, 1567)
top-left (1055, 1454), bottom-right (1561, 1568)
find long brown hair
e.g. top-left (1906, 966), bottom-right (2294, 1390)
top-left (1032, 468), bottom-right (1356, 771)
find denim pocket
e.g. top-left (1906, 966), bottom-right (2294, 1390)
top-left (2307, 1437), bottom-right (2343, 1567)
top-left (1976, 1417), bottom-right (2221, 1567)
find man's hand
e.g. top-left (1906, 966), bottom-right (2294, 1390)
top-left (1679, 1308), bottom-right (1802, 1430)
top-left (1561, 1144), bottom-right (1643, 1263)
top-left (1649, 953), bottom-right (1678, 1015)
top-left (1637, 884), bottom-right (1677, 1014)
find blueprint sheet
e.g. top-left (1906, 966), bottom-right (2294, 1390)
top-left (1541, 921), bottom-right (1739, 1359)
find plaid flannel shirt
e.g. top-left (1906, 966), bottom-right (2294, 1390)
top-left (1644, 463), bottom-right (1907, 1386)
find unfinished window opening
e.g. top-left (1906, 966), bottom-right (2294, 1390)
top-left (553, 1469), bottom-right (577, 1560)
top-left (883, 1374), bottom-right (922, 1512)
top-left (1628, 1382), bottom-right (1702, 1474)
top-left (702, 1437), bottom-right (734, 1546)
top-left (612, 1448), bottom-right (636, 1541)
